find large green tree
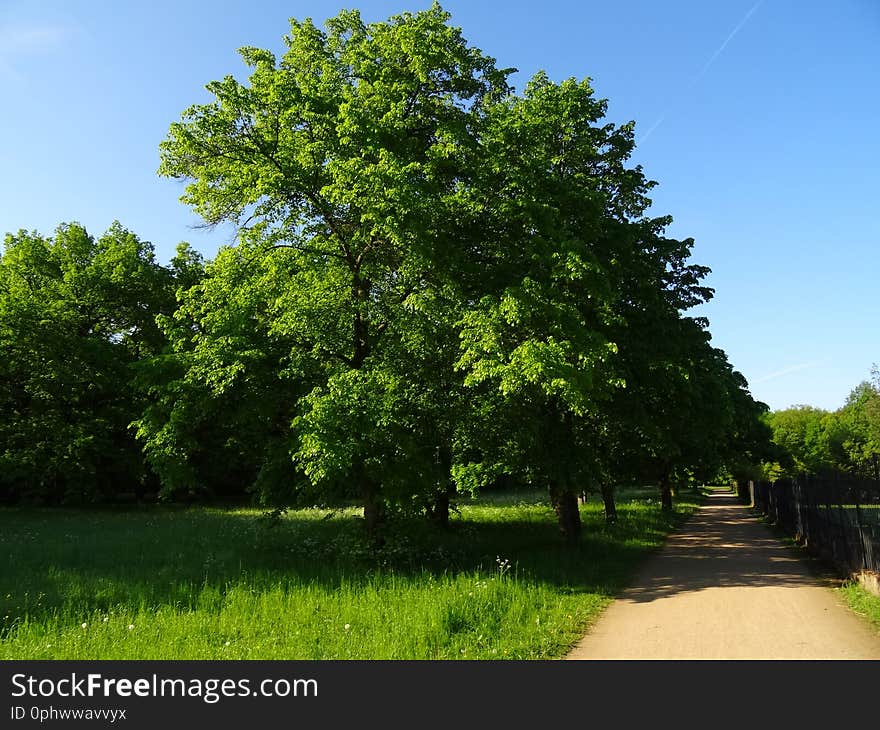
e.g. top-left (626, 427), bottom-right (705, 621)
top-left (765, 405), bottom-right (835, 477)
top-left (157, 3), bottom-right (763, 541)
top-left (837, 377), bottom-right (880, 477)
top-left (158, 4), bottom-right (509, 532)
top-left (453, 72), bottom-right (725, 533)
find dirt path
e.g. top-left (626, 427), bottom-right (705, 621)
top-left (567, 491), bottom-right (880, 659)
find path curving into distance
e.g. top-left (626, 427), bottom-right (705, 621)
top-left (567, 491), bottom-right (880, 659)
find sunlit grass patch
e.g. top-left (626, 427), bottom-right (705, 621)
top-left (838, 581), bottom-right (880, 635)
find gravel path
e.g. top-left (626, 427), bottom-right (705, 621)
top-left (567, 491), bottom-right (880, 659)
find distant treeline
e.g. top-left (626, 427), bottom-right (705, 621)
top-left (762, 373), bottom-right (880, 480)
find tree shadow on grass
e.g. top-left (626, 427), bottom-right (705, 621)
top-left (0, 493), bottom-right (703, 631)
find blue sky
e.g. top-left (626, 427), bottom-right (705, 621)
top-left (1, 0), bottom-right (877, 411)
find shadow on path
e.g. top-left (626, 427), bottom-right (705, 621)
top-left (621, 492), bottom-right (821, 603)
top-left (567, 490), bottom-right (880, 659)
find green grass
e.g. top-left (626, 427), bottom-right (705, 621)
top-left (838, 581), bottom-right (880, 633)
top-left (0, 488), bottom-right (699, 660)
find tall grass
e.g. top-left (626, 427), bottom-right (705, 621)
top-left (0, 489), bottom-right (698, 659)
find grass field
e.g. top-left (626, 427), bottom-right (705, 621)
top-left (0, 487), bottom-right (700, 659)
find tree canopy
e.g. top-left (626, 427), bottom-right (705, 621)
top-left (0, 223), bottom-right (179, 503)
top-left (762, 370), bottom-right (880, 480)
top-left (0, 4), bottom-right (774, 544)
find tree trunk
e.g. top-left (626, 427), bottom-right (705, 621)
top-left (350, 275), bottom-right (384, 540)
top-left (361, 475), bottom-right (385, 542)
top-left (660, 472), bottom-right (673, 512)
top-left (351, 275), bottom-right (371, 368)
top-left (550, 482), bottom-right (581, 544)
top-left (426, 489), bottom-right (451, 527)
top-left (426, 445), bottom-right (455, 527)
top-left (600, 483), bottom-right (617, 523)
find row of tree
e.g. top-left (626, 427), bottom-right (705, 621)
top-left (0, 5), bottom-right (772, 542)
top-left (0, 223), bottom-right (202, 503)
top-left (761, 370), bottom-right (880, 480)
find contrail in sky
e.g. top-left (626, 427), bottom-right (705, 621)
top-left (637, 0), bottom-right (765, 145)
top-left (753, 360), bottom-right (823, 385)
